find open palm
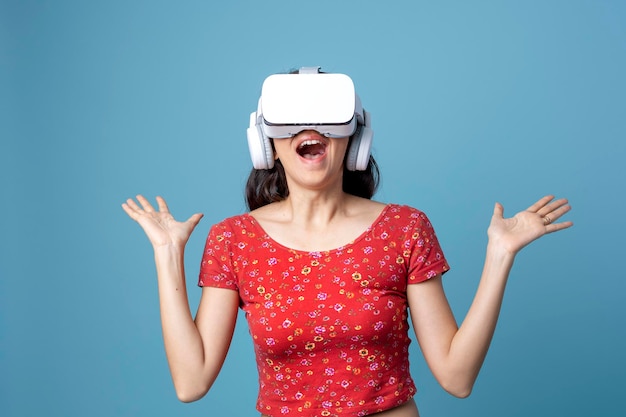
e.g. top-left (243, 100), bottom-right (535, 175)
top-left (488, 195), bottom-right (573, 254)
top-left (122, 195), bottom-right (203, 248)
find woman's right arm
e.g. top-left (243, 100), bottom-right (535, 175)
top-left (122, 195), bottom-right (239, 402)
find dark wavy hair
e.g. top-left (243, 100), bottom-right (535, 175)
top-left (245, 141), bottom-right (380, 210)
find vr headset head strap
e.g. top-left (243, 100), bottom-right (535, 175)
top-left (298, 66), bottom-right (321, 74)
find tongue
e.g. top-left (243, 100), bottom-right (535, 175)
top-left (299, 143), bottom-right (325, 159)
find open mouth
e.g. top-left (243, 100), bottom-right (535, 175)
top-left (296, 139), bottom-right (327, 159)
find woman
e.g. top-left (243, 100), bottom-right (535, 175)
top-left (122, 68), bottom-right (572, 417)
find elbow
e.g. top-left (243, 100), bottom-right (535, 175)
top-left (445, 385), bottom-right (473, 399)
top-left (440, 378), bottom-right (474, 399)
top-left (171, 367), bottom-right (219, 403)
top-left (433, 365), bottom-right (479, 399)
top-left (176, 391), bottom-right (202, 403)
top-left (174, 382), bottom-right (211, 403)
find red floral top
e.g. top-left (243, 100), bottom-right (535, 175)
top-left (198, 204), bottom-right (449, 417)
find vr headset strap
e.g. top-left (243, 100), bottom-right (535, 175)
top-left (298, 66), bottom-right (321, 74)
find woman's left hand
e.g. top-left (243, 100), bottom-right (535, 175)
top-left (488, 195), bottom-right (573, 255)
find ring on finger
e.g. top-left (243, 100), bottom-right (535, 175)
top-left (543, 215), bottom-right (552, 225)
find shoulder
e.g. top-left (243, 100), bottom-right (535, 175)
top-left (212, 213), bottom-right (249, 227)
top-left (376, 203), bottom-right (441, 235)
top-left (383, 203), bottom-right (429, 220)
top-left (344, 198), bottom-right (433, 231)
top-left (208, 212), bottom-right (256, 237)
top-left (204, 213), bottom-right (267, 255)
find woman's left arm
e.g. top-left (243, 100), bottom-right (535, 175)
top-left (408, 195), bottom-right (573, 398)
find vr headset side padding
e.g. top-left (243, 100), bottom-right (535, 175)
top-left (247, 110), bottom-right (275, 170)
top-left (246, 111), bottom-right (372, 171)
top-left (345, 110), bottom-right (373, 171)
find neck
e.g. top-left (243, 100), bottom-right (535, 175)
top-left (279, 188), bottom-right (353, 230)
top-left (274, 168), bottom-right (351, 227)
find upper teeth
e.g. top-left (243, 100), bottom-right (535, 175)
top-left (298, 139), bottom-right (323, 148)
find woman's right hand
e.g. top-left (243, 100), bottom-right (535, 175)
top-left (122, 195), bottom-right (203, 249)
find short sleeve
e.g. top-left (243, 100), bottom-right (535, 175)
top-left (407, 211), bottom-right (450, 284)
top-left (198, 221), bottom-right (239, 291)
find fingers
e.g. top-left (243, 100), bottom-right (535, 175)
top-left (538, 199), bottom-right (571, 227)
top-left (187, 213), bottom-right (204, 227)
top-left (124, 196), bottom-right (142, 212)
top-left (524, 195), bottom-right (573, 233)
top-left (543, 201), bottom-right (571, 222)
top-left (121, 195), bottom-right (163, 220)
top-left (537, 198), bottom-right (569, 216)
top-left (122, 195), bottom-right (167, 213)
top-left (136, 194), bottom-right (156, 213)
top-left (543, 206), bottom-right (574, 233)
top-left (524, 195), bottom-right (571, 222)
top-left (121, 196), bottom-right (146, 221)
top-left (492, 202), bottom-right (504, 219)
top-left (156, 196), bottom-right (170, 213)
top-left (121, 200), bottom-right (139, 220)
top-left (548, 219), bottom-right (574, 231)
top-left (122, 195), bottom-right (201, 226)
top-left (525, 195), bottom-right (555, 213)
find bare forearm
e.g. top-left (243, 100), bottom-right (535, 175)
top-left (154, 245), bottom-right (208, 400)
top-left (446, 243), bottom-right (515, 395)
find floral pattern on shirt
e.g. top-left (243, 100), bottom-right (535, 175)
top-left (199, 204), bottom-right (449, 417)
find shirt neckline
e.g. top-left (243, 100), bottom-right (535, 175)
top-left (242, 203), bottom-right (394, 255)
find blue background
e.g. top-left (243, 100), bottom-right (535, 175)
top-left (2, 1), bottom-right (625, 416)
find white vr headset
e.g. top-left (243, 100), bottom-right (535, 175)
top-left (247, 67), bottom-right (373, 171)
